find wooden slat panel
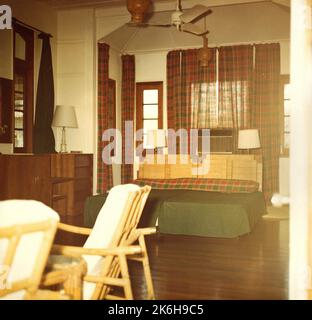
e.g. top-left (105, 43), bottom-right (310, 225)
top-left (231, 159), bottom-right (258, 181)
top-left (138, 154), bottom-right (263, 189)
top-left (168, 163), bottom-right (194, 178)
top-left (139, 164), bottom-right (166, 179)
top-left (198, 158), bottom-right (227, 179)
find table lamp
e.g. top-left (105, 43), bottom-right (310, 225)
top-left (238, 129), bottom-right (260, 153)
top-left (52, 105), bottom-right (78, 153)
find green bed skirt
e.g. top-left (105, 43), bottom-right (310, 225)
top-left (84, 189), bottom-right (266, 238)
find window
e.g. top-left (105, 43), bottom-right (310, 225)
top-left (136, 82), bottom-right (163, 149)
top-left (280, 75), bottom-right (290, 155)
top-left (13, 23), bottom-right (34, 153)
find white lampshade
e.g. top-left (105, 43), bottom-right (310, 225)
top-left (146, 130), bottom-right (167, 149)
top-left (52, 105), bottom-right (78, 128)
top-left (238, 129), bottom-right (260, 149)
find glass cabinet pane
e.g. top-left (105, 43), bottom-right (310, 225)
top-left (14, 112), bottom-right (24, 129)
top-left (15, 92), bottom-right (24, 111)
top-left (14, 130), bottom-right (24, 148)
top-left (15, 74), bottom-right (24, 93)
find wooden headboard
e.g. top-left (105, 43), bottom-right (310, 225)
top-left (138, 154), bottom-right (263, 190)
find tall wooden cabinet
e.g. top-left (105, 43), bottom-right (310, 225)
top-left (0, 78), bottom-right (13, 143)
top-left (0, 153), bottom-right (93, 228)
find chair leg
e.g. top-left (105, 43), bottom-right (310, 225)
top-left (118, 254), bottom-right (134, 300)
top-left (138, 235), bottom-right (155, 300)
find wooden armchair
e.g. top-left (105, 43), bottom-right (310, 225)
top-left (0, 200), bottom-right (68, 300)
top-left (52, 184), bottom-right (155, 300)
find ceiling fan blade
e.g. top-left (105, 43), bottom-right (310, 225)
top-left (127, 20), bottom-right (172, 28)
top-left (180, 5), bottom-right (212, 24)
top-left (147, 23), bottom-right (173, 27)
top-left (271, 0), bottom-right (290, 8)
top-left (181, 23), bottom-right (209, 36)
top-left (127, 21), bottom-right (147, 27)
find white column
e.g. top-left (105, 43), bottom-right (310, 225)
top-left (289, 0), bottom-right (312, 299)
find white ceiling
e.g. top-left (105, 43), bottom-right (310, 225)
top-left (35, 0), bottom-right (289, 10)
top-left (35, 0), bottom-right (178, 9)
top-left (100, 1), bottom-right (290, 53)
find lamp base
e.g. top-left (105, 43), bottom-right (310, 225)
top-left (59, 127), bottom-right (68, 153)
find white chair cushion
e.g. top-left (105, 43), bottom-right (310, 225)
top-left (0, 200), bottom-right (60, 300)
top-left (83, 184), bottom-right (140, 300)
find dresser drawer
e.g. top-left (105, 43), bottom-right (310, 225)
top-left (75, 154), bottom-right (92, 168)
top-left (74, 178), bottom-right (92, 192)
top-left (75, 166), bottom-right (92, 179)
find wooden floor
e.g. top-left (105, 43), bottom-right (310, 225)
top-left (130, 218), bottom-right (289, 300)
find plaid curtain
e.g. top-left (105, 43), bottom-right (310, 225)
top-left (167, 48), bottom-right (217, 153)
top-left (187, 48), bottom-right (217, 128)
top-left (121, 55), bottom-right (135, 183)
top-left (218, 45), bottom-right (254, 152)
top-left (97, 43), bottom-right (113, 193)
top-left (253, 43), bottom-right (281, 203)
top-left (167, 50), bottom-right (182, 131)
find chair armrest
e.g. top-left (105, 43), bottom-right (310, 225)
top-left (27, 290), bottom-right (70, 300)
top-left (124, 227), bottom-right (157, 246)
top-left (52, 244), bottom-right (143, 258)
top-left (137, 227), bottom-right (157, 236)
top-left (58, 222), bottom-right (92, 236)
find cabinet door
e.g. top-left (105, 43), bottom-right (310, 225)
top-left (0, 78), bottom-right (13, 143)
top-left (5, 155), bottom-right (52, 205)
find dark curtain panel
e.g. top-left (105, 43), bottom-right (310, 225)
top-left (121, 55), bottom-right (135, 184)
top-left (97, 43), bottom-right (113, 193)
top-left (33, 33), bottom-right (55, 154)
top-left (253, 43), bottom-right (281, 203)
top-left (218, 45), bottom-right (254, 151)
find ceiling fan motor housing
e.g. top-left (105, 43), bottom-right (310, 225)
top-left (127, 0), bottom-right (151, 23)
top-left (171, 10), bottom-right (183, 27)
top-left (199, 37), bottom-right (211, 67)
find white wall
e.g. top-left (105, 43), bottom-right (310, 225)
top-left (289, 0), bottom-right (312, 299)
top-left (279, 157), bottom-right (290, 196)
top-left (56, 9), bottom-right (96, 154)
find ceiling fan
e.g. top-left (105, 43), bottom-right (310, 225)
top-left (127, 0), bottom-right (213, 36)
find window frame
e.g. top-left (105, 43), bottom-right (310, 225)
top-left (136, 81), bottom-right (163, 149)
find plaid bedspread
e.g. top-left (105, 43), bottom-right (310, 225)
top-left (134, 178), bottom-right (259, 193)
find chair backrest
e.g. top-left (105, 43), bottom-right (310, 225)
top-left (82, 184), bottom-right (142, 299)
top-left (118, 185), bottom-right (151, 248)
top-left (0, 200), bottom-right (60, 300)
top-left (82, 184), bottom-right (151, 300)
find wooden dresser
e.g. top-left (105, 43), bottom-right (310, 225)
top-left (0, 153), bottom-right (93, 228)
top-left (51, 153), bottom-right (93, 225)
